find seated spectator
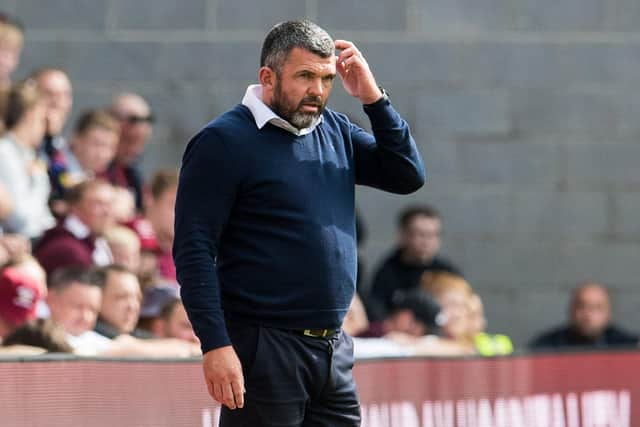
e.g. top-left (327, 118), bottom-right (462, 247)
top-left (421, 271), bottom-right (474, 351)
top-left (103, 225), bottom-right (141, 275)
top-left (112, 186), bottom-right (136, 224)
top-left (0, 13), bottom-right (23, 93)
top-left (106, 92), bottom-right (154, 211)
top-left (127, 169), bottom-right (178, 285)
top-left (358, 288), bottom-right (443, 339)
top-left (31, 68), bottom-right (73, 217)
top-left (146, 298), bottom-right (198, 344)
top-left (35, 179), bottom-right (115, 277)
top-left (46, 266), bottom-right (198, 357)
top-left (466, 293), bottom-right (513, 356)
top-left (2, 318), bottom-right (72, 353)
top-left (93, 265), bottom-right (151, 339)
top-left (0, 266), bottom-right (43, 341)
top-left (530, 282), bottom-right (638, 350)
top-left (367, 205), bottom-right (461, 321)
top-left (48, 109), bottom-right (119, 206)
top-left (0, 80), bottom-right (54, 239)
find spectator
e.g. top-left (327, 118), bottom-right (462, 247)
top-left (530, 282), bottom-right (638, 350)
top-left (106, 92), bottom-right (154, 210)
top-left (0, 13), bottom-right (23, 93)
top-left (111, 186), bottom-right (136, 224)
top-left (0, 80), bottom-right (54, 239)
top-left (421, 271), bottom-right (473, 350)
top-left (47, 266), bottom-right (198, 357)
top-left (147, 298), bottom-right (199, 344)
top-left (48, 109), bottom-right (120, 207)
top-left (358, 288), bottom-right (443, 339)
top-left (93, 265), bottom-right (151, 339)
top-left (466, 293), bottom-right (513, 356)
top-left (0, 266), bottom-right (43, 341)
top-left (103, 225), bottom-right (141, 275)
top-left (2, 318), bottom-right (72, 353)
top-left (367, 205), bottom-right (461, 320)
top-left (35, 179), bottom-right (115, 277)
top-left (127, 169), bottom-right (178, 285)
top-left (31, 68), bottom-right (73, 163)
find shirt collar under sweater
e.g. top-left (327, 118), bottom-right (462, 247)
top-left (241, 84), bottom-right (323, 136)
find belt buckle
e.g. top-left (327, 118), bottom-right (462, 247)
top-left (303, 329), bottom-right (331, 338)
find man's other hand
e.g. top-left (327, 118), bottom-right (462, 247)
top-left (203, 345), bottom-right (245, 410)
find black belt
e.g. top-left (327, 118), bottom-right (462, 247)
top-left (297, 328), bottom-right (339, 338)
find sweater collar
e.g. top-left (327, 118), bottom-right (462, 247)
top-left (241, 84), bottom-right (322, 136)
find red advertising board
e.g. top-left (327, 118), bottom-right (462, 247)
top-left (0, 351), bottom-right (637, 427)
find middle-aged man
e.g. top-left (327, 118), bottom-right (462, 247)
top-left (174, 20), bottom-right (425, 426)
top-left (367, 204), bottom-right (461, 321)
top-left (530, 282), bottom-right (639, 350)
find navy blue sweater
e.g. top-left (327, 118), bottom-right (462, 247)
top-left (174, 97), bottom-right (425, 353)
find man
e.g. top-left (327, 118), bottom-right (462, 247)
top-left (0, 266), bottom-right (42, 341)
top-left (47, 266), bottom-right (199, 357)
top-left (0, 13), bottom-right (23, 93)
top-left (127, 169), bottom-right (178, 284)
top-left (530, 282), bottom-right (638, 350)
top-left (48, 109), bottom-right (120, 203)
top-left (35, 179), bottom-right (115, 277)
top-left (147, 297), bottom-right (199, 344)
top-left (367, 205), bottom-right (461, 321)
top-left (106, 92), bottom-right (154, 210)
top-left (174, 20), bottom-right (425, 426)
top-left (93, 264), bottom-right (151, 339)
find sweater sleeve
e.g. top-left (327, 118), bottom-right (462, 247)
top-left (173, 128), bottom-right (238, 354)
top-left (351, 97), bottom-right (426, 194)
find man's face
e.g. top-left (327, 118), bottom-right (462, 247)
top-left (0, 42), bottom-right (20, 83)
top-left (400, 216), bottom-right (441, 263)
top-left (36, 71), bottom-right (73, 136)
top-left (571, 286), bottom-right (611, 338)
top-left (72, 127), bottom-right (118, 174)
top-left (100, 271), bottom-right (142, 335)
top-left (113, 100), bottom-right (153, 165)
top-left (438, 289), bottom-right (469, 340)
top-left (388, 310), bottom-right (428, 337)
top-left (47, 282), bottom-right (102, 337)
top-left (72, 184), bottom-right (115, 235)
top-left (164, 303), bottom-right (199, 343)
top-left (270, 47), bottom-right (336, 129)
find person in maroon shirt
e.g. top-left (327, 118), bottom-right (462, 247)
top-left (35, 179), bottom-right (115, 277)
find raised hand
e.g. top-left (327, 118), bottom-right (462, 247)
top-left (335, 39), bottom-right (382, 105)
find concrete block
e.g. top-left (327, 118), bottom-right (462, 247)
top-left (610, 0), bottom-right (640, 30)
top-left (554, 242), bottom-right (640, 285)
top-left (510, 88), bottom-right (616, 133)
top-left (58, 41), bottom-right (161, 82)
top-left (456, 140), bottom-right (560, 187)
top-left (516, 0), bottom-right (607, 30)
top-left (612, 192), bottom-right (640, 238)
top-left (417, 0), bottom-right (515, 32)
top-left (155, 41), bottom-right (261, 83)
top-left (512, 191), bottom-right (608, 239)
top-left (16, 0), bottom-right (107, 30)
top-left (316, 0), bottom-right (407, 31)
top-left (113, 0), bottom-right (207, 30)
top-left (14, 41), bottom-right (64, 80)
top-left (216, 0), bottom-right (307, 30)
top-left (415, 89), bottom-right (510, 136)
top-left (566, 142), bottom-right (640, 187)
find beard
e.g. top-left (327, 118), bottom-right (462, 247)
top-left (270, 80), bottom-right (326, 130)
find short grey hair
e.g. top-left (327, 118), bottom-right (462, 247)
top-left (260, 20), bottom-right (334, 73)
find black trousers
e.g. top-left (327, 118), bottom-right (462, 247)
top-left (220, 321), bottom-right (361, 427)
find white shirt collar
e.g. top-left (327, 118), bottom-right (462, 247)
top-left (64, 215), bottom-right (90, 239)
top-left (241, 84), bottom-right (322, 136)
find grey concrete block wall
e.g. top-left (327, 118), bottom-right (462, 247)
top-left (7, 0), bottom-right (640, 346)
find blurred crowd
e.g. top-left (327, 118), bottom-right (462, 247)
top-left (0, 12), bottom-right (637, 359)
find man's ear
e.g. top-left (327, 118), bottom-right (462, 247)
top-left (259, 66), bottom-right (275, 89)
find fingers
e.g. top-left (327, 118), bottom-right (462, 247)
top-left (231, 379), bottom-right (245, 409)
top-left (221, 382), bottom-right (238, 409)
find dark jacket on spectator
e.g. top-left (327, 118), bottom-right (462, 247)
top-left (34, 223), bottom-right (95, 277)
top-left (530, 325), bottom-right (638, 350)
top-left (366, 248), bottom-right (461, 321)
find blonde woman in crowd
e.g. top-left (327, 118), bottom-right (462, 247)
top-left (0, 80), bottom-right (54, 239)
